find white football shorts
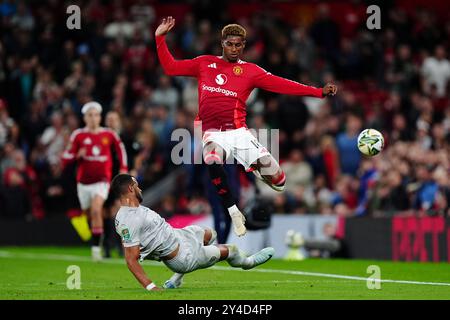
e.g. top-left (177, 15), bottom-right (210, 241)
top-left (202, 127), bottom-right (271, 171)
top-left (163, 225), bottom-right (220, 274)
top-left (76, 182), bottom-right (110, 210)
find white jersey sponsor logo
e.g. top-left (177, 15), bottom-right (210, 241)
top-left (215, 74), bottom-right (227, 85)
top-left (92, 145), bottom-right (100, 156)
top-left (201, 84), bottom-right (237, 97)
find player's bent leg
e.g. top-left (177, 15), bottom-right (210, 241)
top-left (252, 155), bottom-right (286, 192)
top-left (164, 245), bottom-right (222, 289)
top-left (203, 228), bottom-right (217, 245)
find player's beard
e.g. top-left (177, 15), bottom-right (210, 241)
top-left (228, 53), bottom-right (239, 62)
top-left (136, 190), bottom-right (143, 203)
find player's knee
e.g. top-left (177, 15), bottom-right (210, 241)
top-left (203, 142), bottom-right (225, 165)
top-left (204, 154), bottom-right (222, 165)
top-left (203, 150), bottom-right (224, 165)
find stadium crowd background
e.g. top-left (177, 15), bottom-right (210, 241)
top-left (0, 0), bottom-right (449, 221)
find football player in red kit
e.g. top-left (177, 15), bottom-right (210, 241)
top-left (62, 102), bottom-right (128, 261)
top-left (155, 17), bottom-right (337, 237)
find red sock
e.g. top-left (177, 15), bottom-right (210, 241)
top-left (91, 227), bottom-right (103, 247)
top-left (272, 171), bottom-right (286, 186)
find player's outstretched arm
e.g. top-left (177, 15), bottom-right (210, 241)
top-left (253, 67), bottom-right (337, 98)
top-left (154, 16), bottom-right (199, 77)
top-left (124, 246), bottom-right (161, 291)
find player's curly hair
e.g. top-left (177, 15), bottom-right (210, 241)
top-left (221, 24), bottom-right (246, 39)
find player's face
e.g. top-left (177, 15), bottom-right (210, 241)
top-left (84, 109), bottom-right (101, 129)
top-left (222, 36), bottom-right (245, 62)
top-left (131, 178), bottom-right (143, 203)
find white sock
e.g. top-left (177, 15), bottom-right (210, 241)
top-left (225, 244), bottom-right (253, 269)
top-left (170, 273), bottom-right (184, 283)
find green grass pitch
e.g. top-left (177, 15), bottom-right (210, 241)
top-left (0, 246), bottom-right (449, 300)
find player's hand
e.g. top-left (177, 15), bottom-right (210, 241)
top-left (322, 83), bottom-right (337, 97)
top-left (76, 148), bottom-right (87, 159)
top-left (155, 16), bottom-right (176, 36)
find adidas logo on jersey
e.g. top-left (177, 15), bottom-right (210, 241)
top-left (83, 137), bottom-right (92, 145)
top-left (208, 63), bottom-right (217, 69)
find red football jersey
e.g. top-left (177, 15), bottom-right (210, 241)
top-left (156, 35), bottom-right (324, 131)
top-left (62, 127), bottom-right (128, 184)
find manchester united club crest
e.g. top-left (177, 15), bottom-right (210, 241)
top-left (233, 66), bottom-right (243, 76)
top-left (101, 137), bottom-right (109, 146)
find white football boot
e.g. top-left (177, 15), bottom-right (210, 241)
top-left (91, 246), bottom-right (103, 262)
top-left (242, 247), bottom-right (275, 270)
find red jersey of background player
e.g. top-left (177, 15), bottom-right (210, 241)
top-left (156, 35), bottom-right (324, 132)
top-left (62, 128), bottom-right (128, 184)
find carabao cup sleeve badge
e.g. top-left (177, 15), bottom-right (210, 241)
top-left (119, 225), bottom-right (131, 242)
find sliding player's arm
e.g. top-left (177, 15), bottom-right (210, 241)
top-left (155, 16), bottom-right (199, 77)
top-left (253, 66), bottom-right (337, 98)
top-left (124, 246), bottom-right (161, 291)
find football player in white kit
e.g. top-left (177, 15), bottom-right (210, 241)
top-left (111, 173), bottom-right (275, 290)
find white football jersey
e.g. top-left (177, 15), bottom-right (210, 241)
top-left (115, 205), bottom-right (179, 261)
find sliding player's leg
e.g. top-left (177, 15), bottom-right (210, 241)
top-left (163, 226), bottom-right (274, 289)
top-left (219, 244), bottom-right (275, 270)
top-left (202, 228), bottom-right (217, 245)
top-left (164, 244), bottom-right (275, 289)
top-left (185, 225), bottom-right (274, 270)
top-left (203, 141), bottom-right (247, 237)
top-left (163, 227), bottom-right (217, 289)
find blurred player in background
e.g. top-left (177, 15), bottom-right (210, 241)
top-left (155, 16), bottom-right (337, 237)
top-left (62, 102), bottom-right (128, 261)
top-left (111, 173), bottom-right (274, 290)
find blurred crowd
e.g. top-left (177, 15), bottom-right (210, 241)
top-left (0, 0), bottom-right (449, 220)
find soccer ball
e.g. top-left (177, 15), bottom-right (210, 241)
top-left (357, 129), bottom-right (384, 156)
